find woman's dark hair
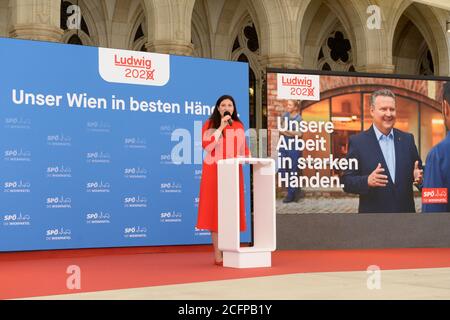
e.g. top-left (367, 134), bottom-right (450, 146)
top-left (208, 95), bottom-right (241, 129)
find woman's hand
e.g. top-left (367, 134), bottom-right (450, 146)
top-left (219, 115), bottom-right (232, 129)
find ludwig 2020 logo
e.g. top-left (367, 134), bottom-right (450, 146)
top-left (277, 73), bottom-right (320, 101)
top-left (99, 48), bottom-right (170, 86)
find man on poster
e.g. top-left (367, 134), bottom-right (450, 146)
top-left (341, 89), bottom-right (423, 213)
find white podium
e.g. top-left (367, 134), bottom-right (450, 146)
top-left (218, 158), bottom-right (276, 268)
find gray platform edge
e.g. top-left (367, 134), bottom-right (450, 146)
top-left (276, 213), bottom-right (450, 250)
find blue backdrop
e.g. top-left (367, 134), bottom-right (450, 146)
top-left (0, 38), bottom-right (251, 251)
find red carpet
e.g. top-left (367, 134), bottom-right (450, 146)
top-left (2, 246), bottom-right (450, 299)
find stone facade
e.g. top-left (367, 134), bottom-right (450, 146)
top-left (1, 0), bottom-right (450, 129)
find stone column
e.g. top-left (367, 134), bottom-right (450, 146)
top-left (9, 0), bottom-right (63, 42)
top-left (0, 0), bottom-right (8, 37)
top-left (356, 63), bottom-right (396, 74)
top-left (143, 0), bottom-right (195, 55)
top-left (259, 54), bottom-right (303, 70)
top-left (146, 39), bottom-right (194, 56)
top-left (350, 0), bottom-right (397, 74)
top-left (251, 0), bottom-right (307, 70)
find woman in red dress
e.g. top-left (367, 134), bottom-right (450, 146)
top-left (197, 95), bottom-right (250, 265)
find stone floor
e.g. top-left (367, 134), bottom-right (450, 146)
top-left (27, 267), bottom-right (450, 300)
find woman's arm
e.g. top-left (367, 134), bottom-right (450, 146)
top-left (202, 117), bottom-right (230, 150)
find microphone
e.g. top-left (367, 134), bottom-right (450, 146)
top-left (223, 111), bottom-right (233, 126)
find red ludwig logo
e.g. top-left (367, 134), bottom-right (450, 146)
top-left (114, 54), bottom-right (154, 80)
top-left (277, 73), bottom-right (320, 101)
top-left (281, 75), bottom-right (313, 87)
top-left (422, 188), bottom-right (448, 204)
top-left (99, 48), bottom-right (170, 86)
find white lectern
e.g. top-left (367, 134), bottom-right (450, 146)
top-left (218, 158), bottom-right (276, 268)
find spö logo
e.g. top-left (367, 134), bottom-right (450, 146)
top-left (86, 211), bottom-right (111, 224)
top-left (124, 226), bottom-right (148, 238)
top-left (46, 196), bottom-right (72, 209)
top-left (4, 148), bottom-right (31, 162)
top-left (47, 134), bottom-right (72, 147)
top-left (160, 153), bottom-right (172, 165)
top-left (124, 196), bottom-right (148, 208)
top-left (45, 227), bottom-right (72, 241)
top-left (86, 121), bottom-right (111, 133)
top-left (124, 137), bottom-right (147, 149)
top-left (86, 181), bottom-right (111, 193)
top-left (3, 180), bottom-right (31, 193)
top-left (194, 226), bottom-right (210, 236)
top-left (193, 197), bottom-right (199, 208)
top-left (46, 165), bottom-right (72, 178)
top-left (3, 212), bottom-right (31, 226)
top-left (160, 210), bottom-right (182, 223)
top-left (160, 182), bottom-right (182, 193)
top-left (86, 151), bottom-right (111, 164)
top-left (160, 124), bottom-right (177, 136)
top-left (4, 117), bottom-right (31, 129)
top-left (194, 169), bottom-right (202, 179)
top-left (124, 167), bottom-right (148, 179)
top-left (423, 188), bottom-right (448, 204)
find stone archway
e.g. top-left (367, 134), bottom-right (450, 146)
top-left (391, 2), bottom-right (450, 76)
top-left (127, 3), bottom-right (147, 51)
top-left (76, 0), bottom-right (107, 46)
top-left (301, 0), bottom-right (357, 71)
top-left (211, 0), bottom-right (252, 60)
top-left (191, 0), bottom-right (211, 58)
top-left (393, 14), bottom-right (432, 75)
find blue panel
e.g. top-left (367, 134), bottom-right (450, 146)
top-left (0, 38), bottom-right (251, 251)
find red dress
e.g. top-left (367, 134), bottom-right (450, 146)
top-left (196, 119), bottom-right (250, 232)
